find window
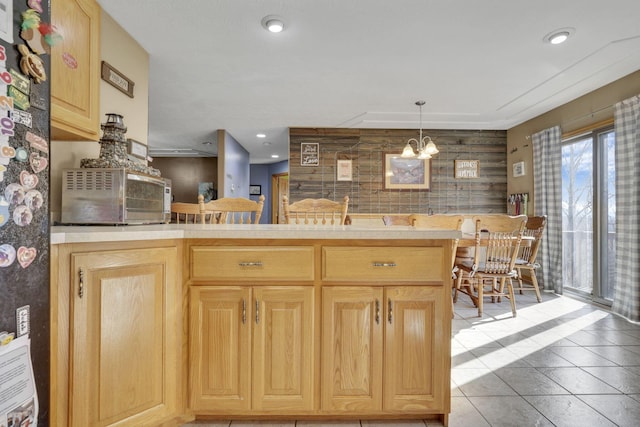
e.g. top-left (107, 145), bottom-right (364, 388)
top-left (561, 126), bottom-right (615, 304)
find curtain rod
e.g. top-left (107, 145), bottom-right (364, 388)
top-left (525, 103), bottom-right (615, 140)
top-left (561, 103), bottom-right (614, 128)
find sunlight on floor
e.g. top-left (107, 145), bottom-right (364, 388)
top-left (452, 295), bottom-right (610, 386)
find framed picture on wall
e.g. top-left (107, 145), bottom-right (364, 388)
top-left (249, 184), bottom-right (261, 195)
top-left (336, 159), bottom-right (352, 181)
top-left (383, 153), bottom-right (431, 190)
top-left (512, 161), bottom-right (526, 177)
top-left (300, 142), bottom-right (319, 166)
top-left (198, 182), bottom-right (215, 202)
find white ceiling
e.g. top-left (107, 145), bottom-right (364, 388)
top-left (97, 0), bottom-right (640, 164)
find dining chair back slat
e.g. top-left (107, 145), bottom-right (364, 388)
top-left (410, 214), bottom-right (464, 318)
top-left (283, 195), bottom-right (349, 225)
top-left (171, 202), bottom-right (202, 224)
top-left (514, 215), bottom-right (547, 302)
top-left (454, 214), bottom-right (527, 317)
top-left (199, 194), bottom-right (265, 224)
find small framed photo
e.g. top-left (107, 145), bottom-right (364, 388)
top-left (384, 153), bottom-right (431, 190)
top-left (512, 161), bottom-right (526, 177)
top-left (336, 159), bottom-right (353, 181)
top-left (249, 184), bottom-right (261, 195)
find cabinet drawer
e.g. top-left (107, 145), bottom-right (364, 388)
top-left (322, 246), bottom-right (443, 282)
top-left (191, 246), bottom-right (314, 281)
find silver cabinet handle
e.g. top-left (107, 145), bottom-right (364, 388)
top-left (239, 261), bottom-right (263, 267)
top-left (372, 262), bottom-right (396, 267)
top-left (388, 299), bottom-right (393, 324)
top-left (375, 299), bottom-right (380, 324)
top-left (79, 268), bottom-right (84, 298)
top-left (242, 299), bottom-right (246, 324)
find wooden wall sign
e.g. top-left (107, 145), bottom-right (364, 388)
top-left (101, 61), bottom-right (134, 98)
top-left (300, 142), bottom-right (319, 166)
top-left (454, 160), bottom-right (479, 179)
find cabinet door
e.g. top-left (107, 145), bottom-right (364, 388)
top-left (321, 287), bottom-right (383, 412)
top-left (189, 286), bottom-right (251, 412)
top-left (69, 247), bottom-right (179, 427)
top-left (51, 0), bottom-right (101, 140)
top-left (253, 287), bottom-right (314, 411)
top-left (384, 286), bottom-right (446, 412)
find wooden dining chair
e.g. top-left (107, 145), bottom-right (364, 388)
top-left (410, 214), bottom-right (464, 317)
top-left (283, 195), bottom-right (349, 225)
top-left (382, 214), bottom-right (412, 226)
top-left (171, 202), bottom-right (203, 224)
top-left (454, 214), bottom-right (527, 317)
top-left (513, 215), bottom-right (547, 302)
top-left (198, 194), bottom-right (265, 224)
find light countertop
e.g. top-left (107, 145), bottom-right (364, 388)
top-left (50, 224), bottom-right (461, 245)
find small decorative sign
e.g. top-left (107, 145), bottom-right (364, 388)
top-left (301, 142), bottom-right (319, 166)
top-left (454, 160), bottom-right (479, 179)
top-left (336, 159), bottom-right (352, 181)
top-left (101, 61), bottom-right (134, 98)
top-left (512, 161), bottom-right (526, 177)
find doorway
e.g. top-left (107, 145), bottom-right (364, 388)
top-left (561, 126), bottom-right (615, 304)
top-left (271, 173), bottom-right (289, 224)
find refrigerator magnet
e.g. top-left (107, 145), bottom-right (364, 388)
top-left (12, 109), bottom-right (32, 128)
top-left (13, 205), bottom-right (33, 226)
top-left (25, 131), bottom-right (47, 153)
top-left (19, 170), bottom-right (38, 189)
top-left (0, 243), bottom-right (16, 267)
top-left (8, 85), bottom-right (30, 110)
top-left (0, 196), bottom-right (8, 226)
top-left (18, 44), bottom-right (47, 84)
top-left (29, 152), bottom-right (47, 172)
top-left (9, 68), bottom-right (30, 94)
top-left (17, 247), bottom-right (36, 268)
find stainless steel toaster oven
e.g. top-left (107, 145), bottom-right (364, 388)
top-left (61, 168), bottom-right (171, 225)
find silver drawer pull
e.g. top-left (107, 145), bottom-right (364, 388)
top-left (372, 262), bottom-right (396, 267)
top-left (238, 261), bottom-right (263, 267)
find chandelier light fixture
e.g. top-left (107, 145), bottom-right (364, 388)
top-left (401, 100), bottom-right (439, 159)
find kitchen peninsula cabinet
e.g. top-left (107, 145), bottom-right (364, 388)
top-left (321, 246), bottom-right (447, 414)
top-left (51, 0), bottom-right (101, 140)
top-left (189, 286), bottom-right (315, 413)
top-left (322, 286), bottom-right (446, 413)
top-left (188, 245), bottom-right (315, 414)
top-left (51, 225), bottom-right (455, 425)
top-left (50, 240), bottom-right (185, 427)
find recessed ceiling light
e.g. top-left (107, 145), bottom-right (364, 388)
top-left (256, 133), bottom-right (266, 138)
top-left (202, 141), bottom-right (213, 145)
top-left (543, 28), bottom-right (575, 45)
top-left (261, 15), bottom-right (285, 33)
top-left (271, 154), bottom-right (279, 158)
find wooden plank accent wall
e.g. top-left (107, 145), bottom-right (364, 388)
top-left (289, 128), bottom-right (507, 214)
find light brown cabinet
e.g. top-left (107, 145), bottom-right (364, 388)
top-left (184, 238), bottom-right (451, 423)
top-left (189, 285), bottom-right (315, 414)
top-left (51, 0), bottom-right (101, 140)
top-left (51, 242), bottom-right (184, 427)
top-left (322, 286), bottom-right (447, 414)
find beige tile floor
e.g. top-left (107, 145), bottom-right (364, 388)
top-left (183, 291), bottom-right (640, 427)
